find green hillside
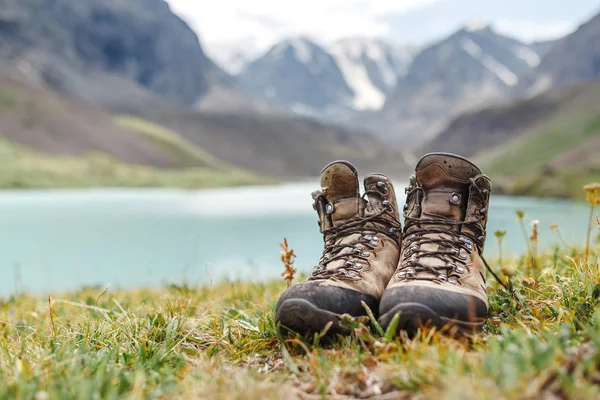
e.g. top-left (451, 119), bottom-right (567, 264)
top-left (0, 135), bottom-right (267, 189)
top-left (0, 68), bottom-right (268, 189)
top-left (477, 108), bottom-right (600, 199)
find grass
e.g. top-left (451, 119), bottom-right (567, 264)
top-left (480, 109), bottom-right (600, 199)
top-left (0, 135), bottom-right (271, 189)
top-left (114, 116), bottom-right (221, 169)
top-left (3, 215), bottom-right (600, 399)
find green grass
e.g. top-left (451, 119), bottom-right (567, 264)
top-left (3, 227), bottom-right (600, 399)
top-left (114, 115), bottom-right (221, 169)
top-left (480, 109), bottom-right (600, 199)
top-left (0, 135), bottom-right (271, 189)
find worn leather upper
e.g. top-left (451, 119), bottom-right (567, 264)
top-left (308, 161), bottom-right (402, 300)
top-left (387, 153), bottom-right (492, 307)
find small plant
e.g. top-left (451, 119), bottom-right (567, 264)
top-left (516, 210), bottom-right (538, 272)
top-left (583, 183), bottom-right (600, 261)
top-left (280, 238), bottom-right (297, 287)
top-left (495, 230), bottom-right (507, 268)
top-left (530, 219), bottom-right (540, 273)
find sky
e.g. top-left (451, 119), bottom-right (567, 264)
top-left (166, 0), bottom-right (600, 68)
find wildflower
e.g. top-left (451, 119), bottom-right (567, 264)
top-left (583, 183), bottom-right (600, 261)
top-left (584, 183), bottom-right (600, 205)
top-left (516, 210), bottom-right (525, 222)
top-left (530, 220), bottom-right (539, 242)
top-left (494, 230), bottom-right (507, 240)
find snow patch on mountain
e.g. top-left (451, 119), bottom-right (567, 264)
top-left (334, 53), bottom-right (386, 110)
top-left (514, 46), bottom-right (541, 67)
top-left (461, 39), bottom-right (518, 86)
top-left (329, 38), bottom-right (417, 110)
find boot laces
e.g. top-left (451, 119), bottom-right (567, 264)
top-left (398, 177), bottom-right (487, 284)
top-left (310, 187), bottom-right (401, 280)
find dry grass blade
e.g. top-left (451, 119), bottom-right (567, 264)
top-left (280, 238), bottom-right (297, 287)
top-left (48, 295), bottom-right (56, 338)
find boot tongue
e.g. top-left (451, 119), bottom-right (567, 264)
top-left (415, 153), bottom-right (481, 222)
top-left (320, 160), bottom-right (361, 227)
top-left (363, 174), bottom-right (399, 220)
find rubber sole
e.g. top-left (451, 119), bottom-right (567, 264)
top-left (378, 303), bottom-right (485, 337)
top-left (275, 298), bottom-right (352, 335)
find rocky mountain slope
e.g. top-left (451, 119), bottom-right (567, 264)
top-left (239, 27), bottom-right (546, 144)
top-left (239, 38), bottom-right (355, 119)
top-left (427, 81), bottom-right (600, 157)
top-left (0, 0), bottom-right (229, 110)
top-left (518, 11), bottom-right (600, 96)
top-left (427, 10), bottom-right (600, 158)
top-left (329, 38), bottom-right (417, 111)
top-left (0, 0), bottom-right (414, 182)
top-left (372, 25), bottom-right (543, 147)
top-left (238, 36), bottom-right (418, 120)
top-left (0, 67), bottom-right (187, 168)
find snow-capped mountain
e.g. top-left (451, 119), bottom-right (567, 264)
top-left (329, 38), bottom-right (419, 110)
top-left (239, 37), bottom-right (354, 118)
top-left (517, 11), bottom-right (600, 97)
top-left (370, 24), bottom-right (545, 147)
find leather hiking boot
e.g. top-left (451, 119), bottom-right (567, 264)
top-left (379, 153), bottom-right (492, 336)
top-left (275, 161), bottom-right (402, 335)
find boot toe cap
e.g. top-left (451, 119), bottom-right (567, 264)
top-left (379, 285), bottom-right (487, 324)
top-left (275, 281), bottom-right (378, 334)
top-left (276, 281), bottom-right (378, 317)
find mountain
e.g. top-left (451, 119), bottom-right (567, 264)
top-left (371, 24), bottom-right (543, 147)
top-left (0, 0), bottom-right (414, 183)
top-left (329, 38), bottom-right (418, 111)
top-left (529, 38), bottom-right (561, 58)
top-left (518, 10), bottom-right (600, 96)
top-left (0, 66), bottom-right (234, 170)
top-left (427, 81), bottom-right (600, 157)
top-left (0, 0), bottom-right (229, 110)
top-left (239, 37), bottom-right (354, 119)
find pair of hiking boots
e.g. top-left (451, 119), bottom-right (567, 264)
top-left (275, 153), bottom-right (492, 337)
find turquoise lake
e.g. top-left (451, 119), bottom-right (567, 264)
top-left (0, 182), bottom-right (592, 297)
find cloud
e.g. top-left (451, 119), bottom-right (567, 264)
top-left (494, 19), bottom-right (577, 42)
top-left (166, 0), bottom-right (442, 63)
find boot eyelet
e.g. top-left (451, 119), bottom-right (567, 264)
top-left (352, 248), bottom-right (361, 255)
top-left (382, 200), bottom-right (393, 211)
top-left (448, 277), bottom-right (458, 285)
top-left (406, 268), bottom-right (416, 277)
top-left (354, 263), bottom-right (363, 270)
top-left (364, 235), bottom-right (373, 241)
top-left (450, 193), bottom-right (462, 205)
top-left (397, 271), bottom-right (406, 279)
top-left (460, 237), bottom-right (474, 251)
top-left (362, 251), bottom-right (371, 258)
top-left (456, 266), bottom-right (465, 274)
top-left (377, 182), bottom-right (388, 194)
top-left (437, 274), bottom-right (447, 282)
top-left (325, 203), bottom-right (335, 214)
top-left (345, 260), bottom-right (355, 268)
top-left (388, 227), bottom-right (400, 237)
